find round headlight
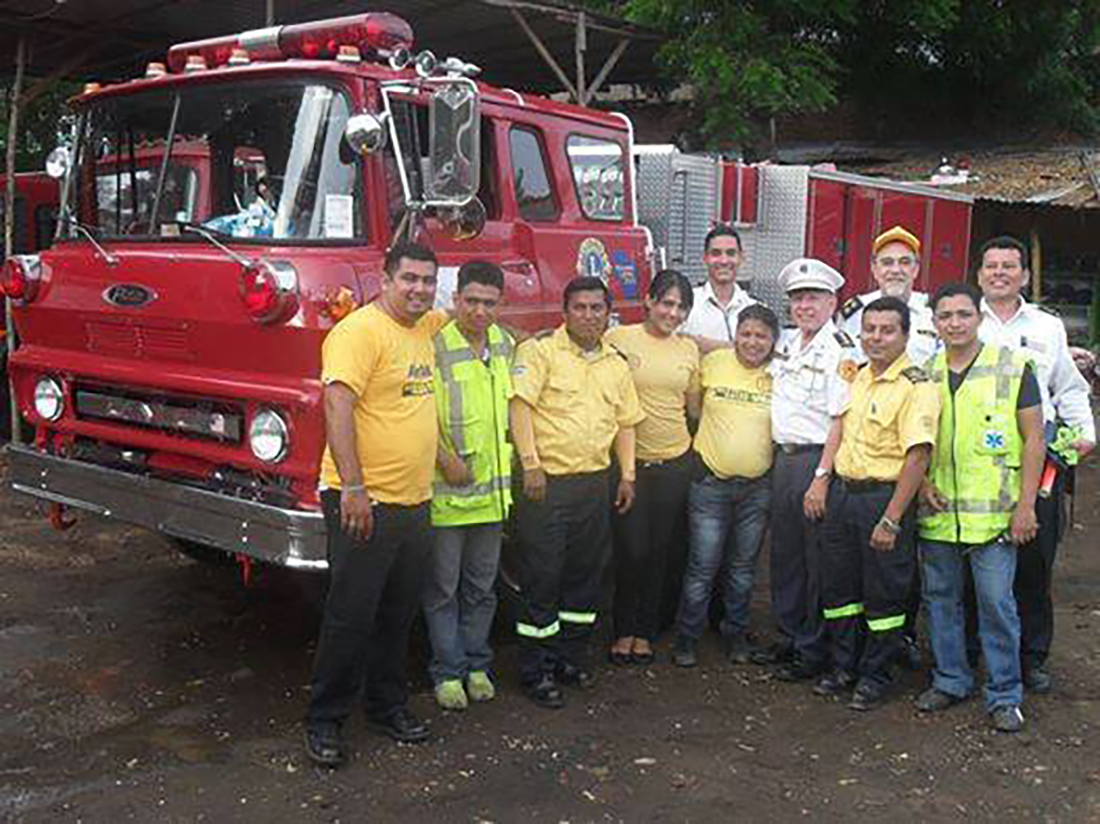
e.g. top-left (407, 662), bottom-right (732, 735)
top-left (249, 408), bottom-right (289, 463)
top-left (34, 377), bottom-right (64, 421)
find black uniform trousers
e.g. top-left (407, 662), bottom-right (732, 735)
top-left (768, 446), bottom-right (828, 666)
top-left (307, 493), bottom-right (432, 727)
top-left (611, 451), bottom-right (694, 642)
top-left (514, 470), bottom-right (611, 684)
top-left (821, 478), bottom-right (917, 687)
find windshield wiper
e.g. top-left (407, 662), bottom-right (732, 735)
top-left (146, 93), bottom-right (182, 234)
top-left (62, 215), bottom-right (119, 267)
top-left (181, 223), bottom-right (251, 267)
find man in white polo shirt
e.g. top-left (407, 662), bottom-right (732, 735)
top-left (681, 225), bottom-right (758, 347)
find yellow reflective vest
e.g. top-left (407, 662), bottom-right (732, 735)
top-left (431, 321), bottom-right (514, 526)
top-left (919, 345), bottom-right (1029, 544)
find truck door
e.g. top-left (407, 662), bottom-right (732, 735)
top-left (503, 121), bottom-right (645, 329)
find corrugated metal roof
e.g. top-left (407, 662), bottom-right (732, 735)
top-left (850, 147), bottom-right (1100, 209)
top-left (0, 0), bottom-right (663, 94)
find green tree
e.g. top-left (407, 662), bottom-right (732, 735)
top-left (1, 78), bottom-right (77, 173)
top-left (610, 0), bottom-right (857, 149)
top-left (598, 0), bottom-right (1099, 147)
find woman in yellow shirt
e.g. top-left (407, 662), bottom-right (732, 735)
top-left (605, 270), bottom-right (701, 665)
top-left (671, 304), bottom-right (779, 668)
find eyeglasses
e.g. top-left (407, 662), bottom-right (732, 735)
top-left (876, 256), bottom-right (916, 268)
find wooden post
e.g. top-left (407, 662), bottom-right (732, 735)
top-left (510, 8), bottom-right (578, 101)
top-left (1030, 227), bottom-right (1042, 303)
top-left (265, 0), bottom-right (275, 26)
top-left (584, 38), bottom-right (629, 105)
top-left (575, 12), bottom-right (587, 106)
top-left (4, 34), bottom-right (26, 443)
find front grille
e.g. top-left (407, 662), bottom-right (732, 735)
top-left (74, 386), bottom-right (242, 443)
top-left (85, 320), bottom-right (194, 361)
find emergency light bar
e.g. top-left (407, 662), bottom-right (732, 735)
top-left (166, 13), bottom-right (414, 73)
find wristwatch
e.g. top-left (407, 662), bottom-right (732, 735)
top-left (813, 466), bottom-right (831, 480)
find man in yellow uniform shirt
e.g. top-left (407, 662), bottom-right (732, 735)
top-left (305, 242), bottom-right (449, 767)
top-left (510, 276), bottom-right (645, 709)
top-left (812, 296), bottom-right (941, 711)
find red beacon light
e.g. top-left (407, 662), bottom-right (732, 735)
top-left (166, 13), bottom-right (413, 72)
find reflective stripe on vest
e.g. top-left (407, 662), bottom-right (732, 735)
top-left (431, 322), bottom-right (514, 527)
top-left (920, 346), bottom-right (1028, 545)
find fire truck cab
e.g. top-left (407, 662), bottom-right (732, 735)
top-left (2, 13), bottom-right (652, 571)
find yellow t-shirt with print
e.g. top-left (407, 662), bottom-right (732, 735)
top-left (604, 324), bottom-right (700, 462)
top-left (693, 350), bottom-right (773, 479)
top-left (319, 304), bottom-right (449, 504)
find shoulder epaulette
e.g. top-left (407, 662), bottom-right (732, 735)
top-left (901, 365), bottom-right (930, 383)
top-left (840, 296), bottom-right (863, 319)
top-left (834, 330), bottom-right (855, 348)
top-left (533, 329), bottom-right (555, 340)
top-left (1038, 304), bottom-right (1061, 318)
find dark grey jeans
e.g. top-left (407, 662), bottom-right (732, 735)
top-left (423, 522), bottom-right (503, 684)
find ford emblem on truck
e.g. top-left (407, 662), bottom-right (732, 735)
top-left (103, 284), bottom-right (157, 308)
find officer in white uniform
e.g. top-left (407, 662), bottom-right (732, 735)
top-left (681, 225), bottom-right (758, 346)
top-left (839, 226), bottom-right (938, 367)
top-left (975, 235), bottom-right (1096, 694)
top-left (757, 258), bottom-right (860, 680)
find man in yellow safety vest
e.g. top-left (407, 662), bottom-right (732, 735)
top-left (425, 261), bottom-right (514, 712)
top-left (915, 282), bottom-right (1044, 733)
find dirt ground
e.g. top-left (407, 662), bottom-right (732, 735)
top-left (1, 456), bottom-right (1098, 823)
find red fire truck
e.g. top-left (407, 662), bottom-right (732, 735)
top-left (1, 13), bottom-right (653, 571)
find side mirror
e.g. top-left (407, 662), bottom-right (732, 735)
top-left (45, 146), bottom-right (71, 179)
top-left (437, 197), bottom-right (486, 242)
top-left (427, 80), bottom-right (480, 204)
top-left (344, 113), bottom-right (388, 156)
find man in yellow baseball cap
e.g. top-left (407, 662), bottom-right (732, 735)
top-left (839, 226), bottom-right (938, 368)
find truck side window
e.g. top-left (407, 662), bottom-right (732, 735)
top-left (509, 126), bottom-right (558, 222)
top-left (567, 134), bottom-right (624, 222)
top-left (0, 196), bottom-right (30, 254)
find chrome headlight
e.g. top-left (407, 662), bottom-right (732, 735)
top-left (34, 377), bottom-right (64, 422)
top-left (249, 408), bottom-right (289, 463)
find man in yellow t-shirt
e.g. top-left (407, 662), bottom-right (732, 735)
top-left (510, 277), bottom-right (645, 709)
top-left (306, 241), bottom-right (449, 768)
top-left (813, 296), bottom-right (941, 712)
top-left (672, 304), bottom-right (779, 668)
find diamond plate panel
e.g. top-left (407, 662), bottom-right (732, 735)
top-left (738, 165), bottom-right (809, 316)
top-left (635, 149), bottom-right (720, 285)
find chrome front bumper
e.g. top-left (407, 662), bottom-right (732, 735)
top-left (6, 443), bottom-right (328, 570)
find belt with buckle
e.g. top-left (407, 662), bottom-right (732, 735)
top-left (775, 443), bottom-right (822, 456)
top-left (837, 476), bottom-right (894, 493)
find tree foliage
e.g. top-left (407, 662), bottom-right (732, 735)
top-left (595, 0), bottom-right (1100, 148)
top-left (1, 79), bottom-right (78, 173)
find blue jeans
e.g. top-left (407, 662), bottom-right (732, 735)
top-left (676, 469), bottom-right (771, 640)
top-left (423, 523), bottom-right (502, 684)
top-left (921, 539), bottom-right (1022, 710)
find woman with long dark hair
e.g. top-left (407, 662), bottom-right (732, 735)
top-left (605, 269), bottom-right (701, 664)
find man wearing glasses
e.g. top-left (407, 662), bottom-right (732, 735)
top-left (682, 225), bottom-right (758, 347)
top-left (840, 226), bottom-right (939, 368)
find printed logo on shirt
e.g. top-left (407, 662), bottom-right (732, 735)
top-left (402, 363), bottom-right (434, 397)
top-left (711, 386), bottom-right (771, 405)
top-left (984, 430), bottom-right (1006, 450)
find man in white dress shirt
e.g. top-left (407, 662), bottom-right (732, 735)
top-left (681, 225), bottom-right (758, 347)
top-left (840, 226), bottom-right (939, 367)
top-left (976, 235), bottom-right (1095, 694)
top-left (757, 258), bottom-right (860, 681)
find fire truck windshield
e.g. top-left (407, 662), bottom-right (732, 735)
top-left (65, 80), bottom-right (362, 243)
